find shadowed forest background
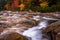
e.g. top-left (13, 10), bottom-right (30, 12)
top-left (0, 0), bottom-right (60, 12)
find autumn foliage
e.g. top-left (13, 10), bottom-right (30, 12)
top-left (0, 0), bottom-right (60, 11)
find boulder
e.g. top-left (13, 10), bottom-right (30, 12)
top-left (0, 32), bottom-right (28, 40)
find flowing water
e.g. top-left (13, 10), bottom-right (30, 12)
top-left (23, 20), bottom-right (48, 40)
top-left (0, 11), bottom-right (59, 40)
top-left (0, 20), bottom-right (48, 40)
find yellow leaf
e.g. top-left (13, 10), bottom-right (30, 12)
top-left (18, 4), bottom-right (25, 10)
top-left (40, 1), bottom-right (48, 8)
top-left (4, 4), bottom-right (9, 10)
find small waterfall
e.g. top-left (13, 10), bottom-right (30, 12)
top-left (0, 16), bottom-right (49, 40)
top-left (22, 16), bottom-right (58, 40)
top-left (23, 19), bottom-right (48, 40)
top-left (0, 13), bottom-right (59, 40)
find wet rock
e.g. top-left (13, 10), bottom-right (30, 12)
top-left (40, 13), bottom-right (60, 19)
top-left (0, 33), bottom-right (28, 40)
top-left (42, 20), bottom-right (60, 40)
top-left (0, 23), bottom-right (11, 28)
top-left (56, 33), bottom-right (60, 40)
top-left (42, 21), bottom-right (60, 33)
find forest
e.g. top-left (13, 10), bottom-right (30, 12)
top-left (0, 0), bottom-right (60, 12)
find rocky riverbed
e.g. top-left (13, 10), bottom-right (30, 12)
top-left (0, 11), bottom-right (60, 40)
